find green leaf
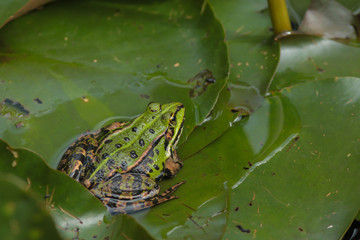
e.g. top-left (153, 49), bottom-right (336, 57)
top-left (270, 35), bottom-right (360, 91)
top-left (224, 77), bottom-right (360, 239)
top-left (0, 139), bottom-right (158, 239)
top-left (180, 84), bottom-right (265, 159)
top-left (1, 0), bottom-right (360, 239)
top-left (166, 191), bottom-right (228, 239)
top-left (209, 0), bottom-right (279, 93)
top-left (0, 0), bottom-right (228, 166)
top-left (0, 0), bottom-right (54, 29)
top-left (180, 0), bottom-right (279, 155)
top-left (287, 0), bottom-right (312, 23)
top-left (324, 0), bottom-right (360, 12)
top-left (0, 0), bottom-right (27, 27)
top-left (0, 174), bottom-right (62, 240)
top-left (0, 139), bottom-right (105, 238)
top-left (129, 92), bottom-right (300, 238)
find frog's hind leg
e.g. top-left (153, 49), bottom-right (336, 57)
top-left (90, 172), bottom-right (184, 214)
top-left (107, 181), bottom-right (185, 214)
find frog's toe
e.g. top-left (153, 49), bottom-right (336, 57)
top-left (159, 181), bottom-right (185, 197)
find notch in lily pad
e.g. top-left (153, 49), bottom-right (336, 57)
top-left (187, 69), bottom-right (216, 98)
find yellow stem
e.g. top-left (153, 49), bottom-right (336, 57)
top-left (267, 0), bottom-right (292, 35)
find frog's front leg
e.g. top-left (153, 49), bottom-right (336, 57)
top-left (163, 149), bottom-right (183, 178)
top-left (90, 172), bottom-right (184, 214)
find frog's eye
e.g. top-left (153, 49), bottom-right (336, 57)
top-left (170, 115), bottom-right (177, 126)
top-left (162, 112), bottom-right (173, 123)
top-left (147, 102), bottom-right (161, 113)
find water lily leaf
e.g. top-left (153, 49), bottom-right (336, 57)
top-left (0, 138), bottom-right (157, 239)
top-left (0, 174), bottom-right (62, 240)
top-left (286, 0), bottom-right (312, 24)
top-left (166, 191), bottom-right (228, 239)
top-left (0, 139), bottom-right (104, 238)
top-left (0, 0), bottom-right (27, 27)
top-left (1, 0), bottom-right (359, 239)
top-left (180, 0), bottom-right (279, 155)
top-left (0, 0), bottom-right (228, 166)
top-left (224, 77), bottom-right (360, 239)
top-left (129, 91), bottom-right (300, 238)
top-left (269, 35), bottom-right (360, 91)
top-left (0, 0), bottom-right (54, 29)
top-left (209, 0), bottom-right (279, 93)
top-left (180, 84), bottom-right (264, 159)
top-left (341, 0), bottom-right (360, 11)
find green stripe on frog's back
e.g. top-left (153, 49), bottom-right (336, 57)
top-left (95, 121), bottom-right (132, 143)
top-left (88, 104), bottom-right (177, 183)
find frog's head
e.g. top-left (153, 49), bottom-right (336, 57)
top-left (146, 102), bottom-right (185, 148)
top-left (146, 102), bottom-right (185, 177)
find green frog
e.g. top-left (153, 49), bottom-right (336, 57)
top-left (57, 102), bottom-right (185, 214)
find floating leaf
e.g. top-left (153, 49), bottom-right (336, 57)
top-left (0, 174), bottom-right (62, 240)
top-left (269, 35), bottom-right (360, 91)
top-left (0, 0), bottom-right (228, 166)
top-left (210, 0), bottom-right (279, 93)
top-left (130, 93), bottom-right (300, 238)
top-left (224, 77), bottom-right (360, 239)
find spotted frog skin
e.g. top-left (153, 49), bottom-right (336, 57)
top-left (57, 102), bottom-right (185, 214)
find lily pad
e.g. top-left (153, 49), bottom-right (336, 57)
top-left (0, 0), bottom-right (55, 29)
top-left (0, 139), bottom-right (157, 239)
top-left (180, 84), bottom-right (264, 159)
top-left (166, 191), bottom-right (227, 239)
top-left (0, 0), bottom-right (228, 166)
top-left (0, 139), bottom-right (104, 238)
top-left (224, 77), bottom-right (360, 239)
top-left (0, 0), bottom-right (27, 27)
top-left (0, 174), bottom-right (62, 240)
top-left (286, 0), bottom-right (311, 23)
top-left (180, 0), bottom-right (279, 155)
top-left (1, 0), bottom-right (360, 239)
top-left (129, 92), bottom-right (300, 238)
top-left (270, 35), bottom-right (360, 91)
top-left (209, 0), bottom-right (279, 93)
